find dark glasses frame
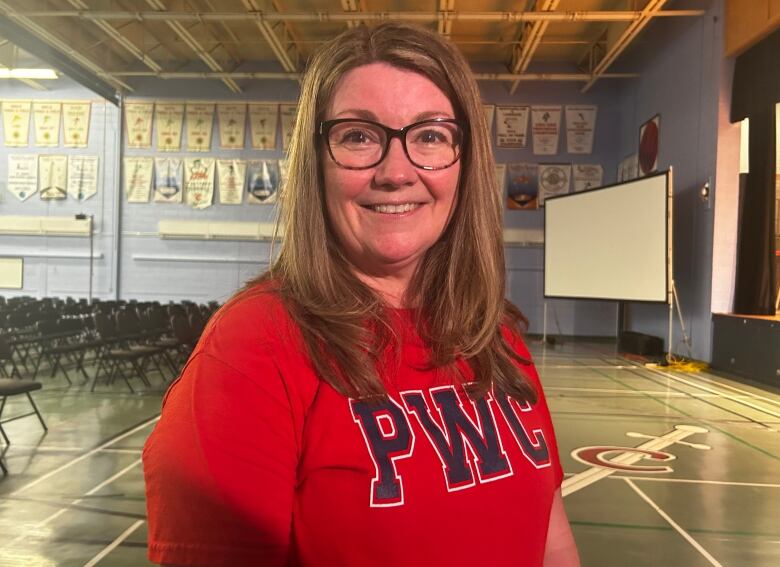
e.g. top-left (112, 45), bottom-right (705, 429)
top-left (318, 117), bottom-right (468, 171)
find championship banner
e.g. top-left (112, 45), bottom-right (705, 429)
top-left (483, 104), bottom-right (495, 132)
top-left (155, 102), bottom-right (184, 151)
top-left (495, 106), bottom-right (529, 148)
top-left (184, 157), bottom-right (215, 209)
top-left (217, 103), bottom-right (246, 149)
top-left (507, 163), bottom-right (538, 210)
top-left (186, 103), bottom-right (215, 152)
top-left (2, 101), bottom-right (31, 147)
top-left (67, 155), bottom-right (99, 201)
top-left (494, 163), bottom-right (506, 196)
top-left (247, 160), bottom-right (280, 204)
top-left (39, 155), bottom-right (68, 200)
top-left (538, 163), bottom-right (571, 206)
top-left (124, 157), bottom-right (153, 203)
top-left (62, 101), bottom-right (91, 147)
top-left (33, 101), bottom-right (61, 147)
top-left (125, 102), bottom-right (153, 149)
top-left (249, 103), bottom-right (278, 150)
top-left (531, 106), bottom-right (561, 156)
top-left (154, 157), bottom-right (183, 203)
top-left (7, 154), bottom-right (38, 201)
top-left (572, 164), bottom-right (604, 192)
top-left (217, 159), bottom-right (246, 205)
top-left (279, 103), bottom-right (297, 152)
top-left (565, 105), bottom-right (597, 154)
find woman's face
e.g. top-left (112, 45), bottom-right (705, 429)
top-left (322, 62), bottom-right (461, 281)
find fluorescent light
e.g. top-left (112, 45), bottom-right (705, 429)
top-left (0, 68), bottom-right (58, 79)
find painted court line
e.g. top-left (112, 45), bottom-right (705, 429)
top-left (611, 475), bottom-right (780, 488)
top-left (546, 386), bottom-right (721, 398)
top-left (624, 478), bottom-right (723, 566)
top-left (642, 367), bottom-right (780, 420)
top-left (8, 415), bottom-right (159, 497)
top-left (4, 459), bottom-right (143, 549)
top-left (83, 519), bottom-right (145, 567)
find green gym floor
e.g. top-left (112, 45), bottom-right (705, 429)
top-left (0, 340), bottom-right (778, 566)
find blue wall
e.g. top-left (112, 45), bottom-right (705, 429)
top-left (612, 0), bottom-right (723, 361)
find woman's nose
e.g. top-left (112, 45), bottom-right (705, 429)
top-left (373, 138), bottom-right (417, 188)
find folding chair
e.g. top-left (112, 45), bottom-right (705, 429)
top-left (0, 379), bottom-right (47, 475)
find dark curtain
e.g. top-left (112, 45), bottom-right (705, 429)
top-left (730, 29), bottom-right (779, 314)
top-left (733, 106), bottom-right (776, 314)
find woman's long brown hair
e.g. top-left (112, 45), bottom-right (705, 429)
top-left (248, 22), bottom-right (537, 404)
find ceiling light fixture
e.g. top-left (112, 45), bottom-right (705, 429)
top-left (0, 68), bottom-right (58, 79)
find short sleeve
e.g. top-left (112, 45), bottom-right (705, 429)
top-left (507, 332), bottom-right (565, 489)
top-left (143, 351), bottom-right (299, 567)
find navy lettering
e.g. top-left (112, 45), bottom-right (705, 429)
top-left (402, 387), bottom-right (511, 490)
top-left (350, 398), bottom-right (414, 507)
top-left (495, 395), bottom-right (551, 468)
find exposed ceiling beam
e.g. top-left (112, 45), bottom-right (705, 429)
top-left (145, 0), bottom-right (241, 93)
top-left (581, 0), bottom-right (669, 92)
top-left (241, 0), bottom-right (300, 74)
top-left (508, 0), bottom-right (560, 94)
top-left (108, 69), bottom-right (639, 82)
top-left (66, 0), bottom-right (163, 73)
top-left (341, 0), bottom-right (365, 29)
top-left (0, 41), bottom-right (45, 90)
top-left (438, 0), bottom-right (454, 36)
top-left (0, 5), bottom-right (125, 103)
top-left (13, 10), bottom-right (707, 23)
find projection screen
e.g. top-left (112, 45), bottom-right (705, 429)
top-left (544, 170), bottom-right (670, 303)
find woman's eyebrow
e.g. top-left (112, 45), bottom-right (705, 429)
top-left (334, 108), bottom-right (377, 120)
top-left (331, 109), bottom-right (455, 122)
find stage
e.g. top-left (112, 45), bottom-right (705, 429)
top-left (711, 312), bottom-right (780, 386)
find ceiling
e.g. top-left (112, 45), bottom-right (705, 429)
top-left (0, 0), bottom-right (705, 101)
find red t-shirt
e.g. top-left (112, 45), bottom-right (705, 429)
top-left (143, 286), bottom-right (563, 566)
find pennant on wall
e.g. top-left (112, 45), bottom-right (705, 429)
top-left (565, 105), bottom-right (597, 154)
top-left (483, 104), bottom-right (495, 132)
top-left (124, 156), bottom-right (154, 203)
top-left (67, 155), bottom-right (99, 201)
top-left (495, 106), bottom-right (529, 148)
top-left (33, 101), bottom-right (61, 147)
top-left (186, 103), bottom-right (215, 152)
top-left (155, 102), bottom-right (184, 151)
top-left (572, 164), bottom-right (604, 192)
top-left (494, 163), bottom-right (506, 196)
top-left (217, 159), bottom-right (246, 205)
top-left (184, 157), bottom-right (215, 209)
top-left (154, 157), bottom-right (183, 203)
top-left (7, 154), bottom-right (38, 201)
top-left (507, 163), bottom-right (539, 210)
top-left (247, 160), bottom-right (280, 204)
top-left (39, 155), bottom-right (68, 200)
top-left (249, 103), bottom-right (279, 150)
top-left (531, 106), bottom-right (561, 155)
top-left (2, 101), bottom-right (31, 147)
top-left (538, 163), bottom-right (571, 206)
top-left (62, 101), bottom-right (91, 148)
top-left (279, 103), bottom-right (297, 152)
top-left (125, 101), bottom-right (154, 149)
top-left (217, 103), bottom-right (247, 149)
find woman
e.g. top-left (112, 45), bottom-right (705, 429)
top-left (144, 22), bottom-right (579, 567)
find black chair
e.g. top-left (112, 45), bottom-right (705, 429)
top-left (0, 379), bottom-right (47, 475)
top-left (91, 313), bottom-right (152, 393)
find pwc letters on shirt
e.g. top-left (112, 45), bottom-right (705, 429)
top-left (350, 386), bottom-right (551, 507)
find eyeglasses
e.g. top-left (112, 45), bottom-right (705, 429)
top-left (319, 118), bottom-right (467, 171)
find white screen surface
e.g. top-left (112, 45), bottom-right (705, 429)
top-left (544, 172), bottom-right (669, 302)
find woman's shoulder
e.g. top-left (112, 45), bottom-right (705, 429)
top-left (194, 281), bottom-right (300, 365)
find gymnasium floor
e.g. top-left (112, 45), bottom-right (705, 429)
top-left (0, 340), bottom-right (778, 566)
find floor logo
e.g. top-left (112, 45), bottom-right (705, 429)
top-left (562, 425), bottom-right (710, 496)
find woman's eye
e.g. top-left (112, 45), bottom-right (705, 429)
top-left (340, 129), bottom-right (378, 145)
top-left (415, 129), bottom-right (448, 144)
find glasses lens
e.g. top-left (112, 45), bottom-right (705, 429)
top-left (327, 121), bottom-right (387, 168)
top-left (406, 121), bottom-right (463, 169)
